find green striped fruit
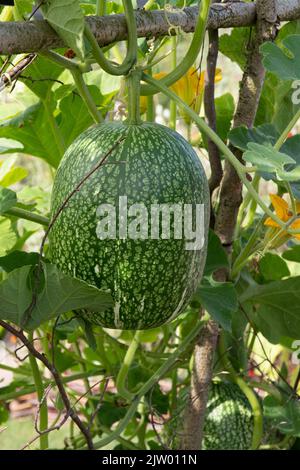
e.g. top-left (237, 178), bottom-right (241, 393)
top-left (166, 381), bottom-right (254, 450)
top-left (49, 121), bottom-right (209, 329)
top-left (203, 381), bottom-right (254, 450)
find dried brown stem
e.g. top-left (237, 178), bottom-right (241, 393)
top-left (0, 319), bottom-right (94, 450)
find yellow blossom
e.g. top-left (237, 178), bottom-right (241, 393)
top-left (140, 67), bottom-right (222, 122)
top-left (264, 194), bottom-right (300, 242)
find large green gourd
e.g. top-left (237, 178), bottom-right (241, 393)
top-left (202, 382), bottom-right (254, 450)
top-left (49, 121), bottom-right (209, 329)
top-left (166, 381), bottom-right (254, 450)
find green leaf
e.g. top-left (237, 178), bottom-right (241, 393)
top-left (83, 319), bottom-right (97, 351)
top-left (0, 250), bottom-right (40, 273)
top-left (0, 263), bottom-right (113, 330)
top-left (197, 280), bottom-right (237, 332)
top-left (215, 93), bottom-right (235, 142)
top-left (58, 86), bottom-right (101, 146)
top-left (0, 404), bottom-right (9, 425)
top-left (20, 55), bottom-right (63, 100)
top-left (259, 253), bottom-right (290, 281)
top-left (0, 217), bottom-right (17, 256)
top-left (204, 230), bottom-right (228, 276)
top-left (261, 35), bottom-right (300, 81)
top-left (219, 28), bottom-right (250, 70)
top-left (0, 138), bottom-right (23, 154)
top-left (229, 124), bottom-right (278, 151)
top-left (264, 395), bottom-right (300, 436)
top-left (283, 245), bottom-right (300, 263)
top-left (0, 187), bottom-right (17, 215)
top-left (244, 142), bottom-right (295, 172)
top-left (98, 401), bottom-right (128, 427)
top-left (41, 0), bottom-right (85, 61)
top-left (14, 0), bottom-right (35, 18)
top-left (256, 73), bottom-right (300, 134)
top-left (0, 103), bottom-right (61, 168)
top-left (240, 277), bottom-right (300, 342)
top-left (243, 142), bottom-right (300, 181)
top-left (0, 156), bottom-right (28, 187)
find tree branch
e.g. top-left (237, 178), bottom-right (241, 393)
top-left (214, 0), bottom-right (278, 245)
top-left (0, 1), bottom-right (299, 55)
top-left (180, 319), bottom-right (219, 450)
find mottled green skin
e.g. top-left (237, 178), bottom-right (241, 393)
top-left (49, 121), bottom-right (209, 329)
top-left (167, 382), bottom-right (254, 450)
top-left (202, 382), bottom-right (253, 450)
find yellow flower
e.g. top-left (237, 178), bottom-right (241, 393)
top-left (140, 67), bottom-right (222, 122)
top-left (171, 67), bottom-right (222, 124)
top-left (264, 194), bottom-right (300, 243)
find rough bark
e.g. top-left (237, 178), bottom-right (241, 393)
top-left (0, 1), bottom-right (299, 55)
top-left (214, 0), bottom-right (279, 245)
top-left (180, 319), bottom-right (219, 450)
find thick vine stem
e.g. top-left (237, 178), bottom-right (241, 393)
top-left (125, 68), bottom-right (143, 125)
top-left (180, 318), bottom-right (219, 450)
top-left (84, 0), bottom-right (137, 76)
top-left (218, 332), bottom-right (264, 450)
top-left (4, 207), bottom-right (50, 226)
top-left (116, 330), bottom-right (143, 401)
top-left (140, 0), bottom-right (211, 96)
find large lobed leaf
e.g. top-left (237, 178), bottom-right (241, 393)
top-left (0, 262), bottom-right (113, 330)
top-left (41, 0), bottom-right (86, 61)
top-left (240, 276), bottom-right (300, 343)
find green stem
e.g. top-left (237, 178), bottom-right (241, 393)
top-left (286, 181), bottom-right (297, 215)
top-left (143, 0), bottom-right (156, 10)
top-left (93, 320), bottom-right (204, 449)
top-left (0, 369), bottom-right (105, 401)
top-left (0, 6), bottom-right (13, 21)
top-left (126, 68), bottom-right (143, 125)
top-left (84, 0), bottom-right (137, 76)
top-left (247, 380), bottom-right (282, 404)
top-left (116, 330), bottom-right (143, 400)
top-left (96, 333), bottom-right (111, 374)
top-left (40, 51), bottom-right (102, 124)
top-left (71, 68), bottom-right (103, 124)
top-left (141, 0), bottom-right (211, 96)
top-left (231, 219), bottom-right (265, 278)
top-left (96, 0), bottom-right (106, 15)
top-left (274, 107), bottom-right (300, 151)
top-left (146, 70), bottom-right (155, 122)
top-left (169, 36), bottom-right (177, 130)
top-left (42, 99), bottom-right (66, 156)
top-left (218, 332), bottom-right (263, 450)
top-left (4, 207), bottom-right (50, 226)
top-left (0, 363), bottom-right (32, 375)
top-left (28, 332), bottom-right (48, 450)
top-left (142, 72), bottom-right (300, 235)
top-left (236, 174), bottom-right (260, 233)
